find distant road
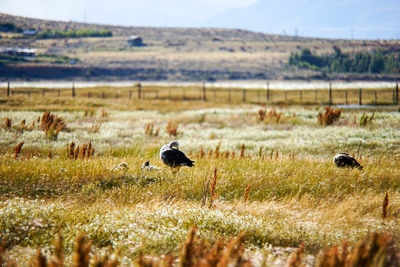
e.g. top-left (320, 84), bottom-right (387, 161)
top-left (0, 80), bottom-right (397, 90)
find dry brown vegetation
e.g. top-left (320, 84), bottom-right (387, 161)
top-left (304, 233), bottom-right (398, 267)
top-left (13, 141), bottom-right (24, 159)
top-left (39, 111), bottom-right (66, 140)
top-left (1, 230), bottom-right (399, 267)
top-left (166, 121), bottom-right (180, 137)
top-left (209, 168), bottom-right (218, 209)
top-left (318, 107), bottom-right (342, 125)
top-left (67, 141), bottom-right (94, 160)
top-left (145, 122), bottom-right (159, 136)
top-left (4, 117), bottom-right (11, 129)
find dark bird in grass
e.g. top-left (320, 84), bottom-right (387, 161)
top-left (160, 141), bottom-right (194, 172)
top-left (333, 153), bottom-right (363, 169)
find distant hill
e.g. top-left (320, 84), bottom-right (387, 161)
top-left (0, 13), bottom-right (399, 81)
top-left (205, 0), bottom-right (400, 40)
top-left (0, 12), bottom-right (300, 42)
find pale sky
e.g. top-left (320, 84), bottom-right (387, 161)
top-left (0, 0), bottom-right (259, 27)
top-left (1, 0), bottom-right (399, 39)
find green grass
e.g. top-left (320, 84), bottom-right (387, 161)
top-left (0, 53), bottom-right (79, 64)
top-left (0, 93), bottom-right (399, 265)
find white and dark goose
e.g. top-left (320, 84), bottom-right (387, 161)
top-left (141, 161), bottom-right (161, 171)
top-left (333, 153), bottom-right (363, 169)
top-left (160, 141), bottom-right (194, 171)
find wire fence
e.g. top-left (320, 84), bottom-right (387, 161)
top-left (1, 81), bottom-right (399, 106)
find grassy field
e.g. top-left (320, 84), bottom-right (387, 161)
top-left (0, 92), bottom-right (399, 265)
top-left (2, 84), bottom-right (398, 107)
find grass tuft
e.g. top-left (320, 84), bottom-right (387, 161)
top-left (317, 232), bottom-right (398, 267)
top-left (74, 234), bottom-right (91, 267)
top-left (209, 168), bottom-right (218, 209)
top-left (243, 184), bottom-right (250, 205)
top-left (13, 141), bottom-right (24, 159)
top-left (360, 112), bottom-right (375, 126)
top-left (287, 243), bottom-right (305, 267)
top-left (5, 117), bottom-right (12, 129)
top-left (318, 107), bottom-right (342, 126)
top-left (145, 123), bottom-right (159, 136)
top-left (40, 112), bottom-right (66, 140)
top-left (166, 121), bottom-right (180, 137)
top-left (382, 192), bottom-right (389, 222)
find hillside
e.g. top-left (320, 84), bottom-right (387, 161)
top-left (0, 13), bottom-right (399, 81)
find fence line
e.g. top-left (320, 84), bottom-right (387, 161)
top-left (2, 81), bottom-right (399, 106)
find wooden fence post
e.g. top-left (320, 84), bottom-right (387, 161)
top-left (396, 82), bottom-right (399, 105)
top-left (7, 80), bottom-right (10, 97)
top-left (329, 82), bottom-right (332, 105)
top-left (72, 81), bottom-right (76, 97)
top-left (257, 90), bottom-right (260, 103)
top-left (203, 82), bottom-right (206, 101)
top-left (129, 90), bottom-right (132, 99)
top-left (137, 83), bottom-right (142, 99)
top-left (267, 82), bottom-right (270, 102)
top-left (359, 88), bottom-right (362, 105)
top-left (242, 89), bottom-right (246, 102)
top-left (393, 90), bottom-right (395, 104)
top-left (299, 90), bottom-right (302, 104)
top-left (345, 90), bottom-right (348, 105)
top-left (42, 90), bottom-right (45, 97)
top-left (102, 92), bottom-right (105, 98)
top-left (374, 90), bottom-right (377, 103)
top-left (58, 90), bottom-right (61, 97)
top-left (314, 89), bottom-right (317, 102)
top-left (285, 91), bottom-right (288, 102)
top-left (213, 89), bottom-right (216, 102)
top-left (88, 92), bottom-right (91, 98)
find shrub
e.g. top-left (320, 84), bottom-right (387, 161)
top-left (145, 123), bottom-right (159, 136)
top-left (4, 117), bottom-right (12, 129)
top-left (258, 108), bottom-right (282, 123)
top-left (67, 141), bottom-right (94, 160)
top-left (39, 112), bottom-right (66, 140)
top-left (360, 112), bottom-right (374, 126)
top-left (166, 121), bottom-right (180, 137)
top-left (13, 141), bottom-right (24, 159)
top-left (318, 107), bottom-right (342, 126)
top-left (257, 108), bottom-right (266, 121)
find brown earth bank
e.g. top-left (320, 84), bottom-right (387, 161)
top-left (0, 63), bottom-right (277, 81)
top-left (1, 63), bottom-right (399, 82)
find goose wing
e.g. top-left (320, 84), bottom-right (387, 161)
top-left (161, 149), bottom-right (194, 167)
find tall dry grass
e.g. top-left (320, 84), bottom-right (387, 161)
top-left (39, 112), bottom-right (66, 140)
top-left (1, 230), bottom-right (398, 267)
top-left (318, 107), bottom-right (342, 125)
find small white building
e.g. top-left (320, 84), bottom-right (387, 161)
top-left (0, 47), bottom-right (36, 57)
top-left (127, 35), bottom-right (144, 46)
top-left (23, 30), bottom-right (37, 36)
